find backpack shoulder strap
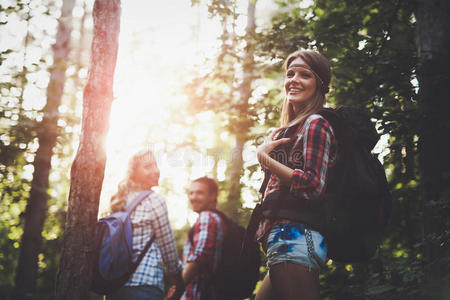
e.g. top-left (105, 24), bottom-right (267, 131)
top-left (125, 190), bottom-right (153, 214)
top-left (259, 170), bottom-right (271, 197)
top-left (317, 107), bottom-right (340, 132)
top-left (133, 232), bottom-right (156, 267)
top-left (258, 122), bottom-right (302, 198)
top-left (188, 209), bottom-right (227, 245)
top-left (211, 209), bottom-right (231, 233)
top-left (128, 190), bottom-right (155, 266)
top-left (188, 225), bottom-right (195, 245)
top-left (210, 209), bottom-right (228, 222)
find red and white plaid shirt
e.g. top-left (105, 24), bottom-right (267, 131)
top-left (181, 210), bottom-right (228, 300)
top-left (256, 114), bottom-right (337, 241)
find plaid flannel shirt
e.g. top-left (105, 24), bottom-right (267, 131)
top-left (256, 114), bottom-right (336, 241)
top-left (181, 210), bottom-right (226, 300)
top-left (124, 190), bottom-right (182, 291)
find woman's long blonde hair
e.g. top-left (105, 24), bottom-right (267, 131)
top-left (280, 50), bottom-right (332, 127)
top-left (110, 149), bottom-right (156, 212)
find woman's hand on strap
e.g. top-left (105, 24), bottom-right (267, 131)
top-left (257, 127), bottom-right (290, 168)
top-left (256, 127), bottom-right (294, 185)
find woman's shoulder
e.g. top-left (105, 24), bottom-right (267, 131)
top-left (305, 113), bottom-right (333, 133)
top-left (306, 113), bottom-right (328, 124)
top-left (143, 190), bottom-right (166, 205)
top-left (149, 190), bottom-right (166, 200)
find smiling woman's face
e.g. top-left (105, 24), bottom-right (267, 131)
top-left (134, 154), bottom-right (160, 188)
top-left (284, 56), bottom-right (318, 106)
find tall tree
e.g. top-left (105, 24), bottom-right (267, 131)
top-left (0, 1), bottom-right (78, 297)
top-left (11, 1), bottom-right (77, 298)
top-left (415, 0), bottom-right (450, 295)
top-left (226, 0), bottom-right (257, 218)
top-left (54, 0), bottom-right (121, 298)
top-left (13, 0), bottom-right (76, 297)
top-left (185, 0), bottom-right (260, 219)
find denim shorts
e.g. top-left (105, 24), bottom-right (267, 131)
top-left (266, 222), bottom-right (327, 271)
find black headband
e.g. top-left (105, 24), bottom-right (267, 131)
top-left (288, 63), bottom-right (329, 94)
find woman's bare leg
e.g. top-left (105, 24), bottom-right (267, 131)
top-left (269, 262), bottom-right (320, 300)
top-left (255, 273), bottom-right (275, 300)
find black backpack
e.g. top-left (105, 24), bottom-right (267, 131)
top-left (258, 106), bottom-right (392, 263)
top-left (189, 210), bottom-right (260, 299)
top-left (318, 106), bottom-right (392, 262)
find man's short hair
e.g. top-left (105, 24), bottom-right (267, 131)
top-left (192, 176), bottom-right (218, 201)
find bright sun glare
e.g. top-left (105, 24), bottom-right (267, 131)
top-left (100, 0), bottom-right (279, 227)
top-left (0, 0), bottom-right (275, 229)
top-left (100, 0), bottom-right (228, 228)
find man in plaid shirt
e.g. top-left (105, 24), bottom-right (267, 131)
top-left (180, 177), bottom-right (229, 300)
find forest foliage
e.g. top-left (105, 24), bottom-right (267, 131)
top-left (0, 0), bottom-right (449, 299)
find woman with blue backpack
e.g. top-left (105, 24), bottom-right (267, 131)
top-left (254, 50), bottom-right (336, 300)
top-left (105, 149), bottom-right (184, 300)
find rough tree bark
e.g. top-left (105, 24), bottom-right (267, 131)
top-left (415, 0), bottom-right (450, 293)
top-left (54, 0), bottom-right (121, 299)
top-left (13, 0), bottom-right (76, 298)
top-left (227, 0), bottom-right (256, 218)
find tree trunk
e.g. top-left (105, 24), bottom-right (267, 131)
top-left (227, 136), bottom-right (245, 217)
top-left (416, 0), bottom-right (450, 292)
top-left (54, 0), bottom-right (121, 299)
top-left (226, 0), bottom-right (256, 218)
top-left (13, 0), bottom-right (76, 298)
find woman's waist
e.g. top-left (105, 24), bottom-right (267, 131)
top-left (262, 189), bottom-right (309, 210)
top-left (260, 197), bottom-right (326, 234)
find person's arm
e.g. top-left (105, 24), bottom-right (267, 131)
top-left (183, 212), bottom-right (219, 283)
top-left (256, 127), bottom-right (293, 184)
top-left (166, 236), bottom-right (202, 299)
top-left (257, 149), bottom-right (294, 185)
top-left (182, 261), bottom-right (200, 284)
top-left (288, 117), bottom-right (333, 199)
top-left (257, 117), bottom-right (334, 200)
top-left (149, 195), bottom-right (184, 279)
top-left (149, 196), bottom-right (185, 300)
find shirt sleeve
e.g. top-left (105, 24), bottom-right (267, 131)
top-left (290, 116), bottom-right (334, 200)
top-left (186, 211), bottom-right (218, 265)
top-left (149, 195), bottom-right (182, 274)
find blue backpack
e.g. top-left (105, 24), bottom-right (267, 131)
top-left (91, 190), bottom-right (155, 295)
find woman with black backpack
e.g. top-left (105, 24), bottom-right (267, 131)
top-left (254, 50), bottom-right (337, 300)
top-left (106, 149), bottom-right (184, 300)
